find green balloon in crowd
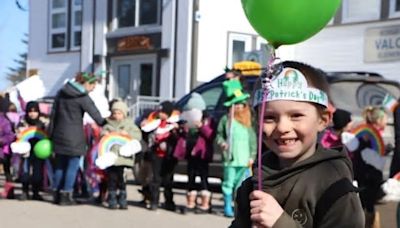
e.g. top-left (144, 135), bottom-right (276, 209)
top-left (34, 139), bottom-right (53, 159)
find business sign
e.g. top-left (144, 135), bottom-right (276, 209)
top-left (107, 33), bottom-right (161, 54)
top-left (364, 25), bottom-right (400, 63)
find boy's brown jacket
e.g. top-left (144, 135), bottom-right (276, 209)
top-left (230, 145), bottom-right (364, 228)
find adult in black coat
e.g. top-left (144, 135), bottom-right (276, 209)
top-left (49, 72), bottom-right (106, 205)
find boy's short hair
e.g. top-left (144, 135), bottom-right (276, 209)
top-left (159, 101), bottom-right (174, 116)
top-left (332, 109), bottom-right (352, 130)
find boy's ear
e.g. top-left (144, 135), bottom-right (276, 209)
top-left (318, 109), bottom-right (332, 132)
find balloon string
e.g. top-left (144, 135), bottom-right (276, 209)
top-left (257, 98), bottom-right (265, 190)
top-left (257, 45), bottom-right (278, 190)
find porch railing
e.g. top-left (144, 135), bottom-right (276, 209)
top-left (128, 95), bottom-right (177, 120)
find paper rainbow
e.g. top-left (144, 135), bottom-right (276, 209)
top-left (17, 127), bottom-right (48, 142)
top-left (98, 133), bottom-right (132, 157)
top-left (351, 123), bottom-right (385, 156)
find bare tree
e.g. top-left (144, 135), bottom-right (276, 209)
top-left (6, 35), bottom-right (28, 85)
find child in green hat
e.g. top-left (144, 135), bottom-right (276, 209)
top-left (216, 79), bottom-right (257, 217)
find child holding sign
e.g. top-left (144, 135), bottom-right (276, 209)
top-left (100, 99), bottom-right (142, 209)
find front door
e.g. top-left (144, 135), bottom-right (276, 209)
top-left (111, 55), bottom-right (157, 105)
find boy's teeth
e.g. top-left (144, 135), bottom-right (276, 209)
top-left (278, 139), bottom-right (295, 144)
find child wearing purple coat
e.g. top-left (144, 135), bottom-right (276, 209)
top-left (0, 96), bottom-right (16, 198)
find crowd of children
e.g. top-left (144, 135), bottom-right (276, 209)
top-left (2, 61), bottom-right (400, 228)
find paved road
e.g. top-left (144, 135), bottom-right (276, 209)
top-left (0, 174), bottom-right (398, 228)
top-left (0, 176), bottom-right (231, 228)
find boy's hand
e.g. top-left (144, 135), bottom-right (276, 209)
top-left (248, 159), bottom-right (254, 166)
top-left (249, 190), bottom-right (284, 228)
top-left (220, 142), bottom-right (229, 151)
top-left (194, 121), bottom-right (203, 128)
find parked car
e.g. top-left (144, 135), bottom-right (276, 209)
top-left (172, 70), bottom-right (400, 180)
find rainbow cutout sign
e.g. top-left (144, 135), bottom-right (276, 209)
top-left (17, 127), bottom-right (48, 142)
top-left (98, 133), bottom-right (132, 157)
top-left (351, 124), bottom-right (385, 156)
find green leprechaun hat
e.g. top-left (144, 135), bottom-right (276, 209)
top-left (223, 79), bottom-right (250, 107)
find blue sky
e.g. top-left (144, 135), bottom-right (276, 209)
top-left (0, 1), bottom-right (28, 91)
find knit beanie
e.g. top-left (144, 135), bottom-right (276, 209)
top-left (160, 101), bottom-right (174, 116)
top-left (184, 93), bottom-right (206, 111)
top-left (332, 109), bottom-right (352, 130)
top-left (26, 101), bottom-right (40, 113)
top-left (111, 100), bottom-right (129, 117)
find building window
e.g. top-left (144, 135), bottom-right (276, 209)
top-left (114, 0), bottom-right (160, 29)
top-left (49, 0), bottom-right (82, 52)
top-left (117, 65), bottom-right (131, 99)
top-left (70, 0), bottom-right (82, 50)
top-left (227, 33), bottom-right (252, 68)
top-left (139, 64), bottom-right (153, 96)
top-left (342, 0), bottom-right (381, 23)
top-left (390, 0), bottom-right (400, 18)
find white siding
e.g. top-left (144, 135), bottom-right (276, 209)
top-left (94, 0), bottom-right (108, 57)
top-left (80, 0), bottom-right (94, 72)
top-left (174, 0), bottom-right (193, 98)
top-left (196, 0), bottom-right (261, 82)
top-left (159, 0), bottom-right (176, 99)
top-left (279, 20), bottom-right (400, 81)
top-left (29, 1), bottom-right (80, 96)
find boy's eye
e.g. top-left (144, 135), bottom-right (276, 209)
top-left (263, 115), bottom-right (275, 123)
top-left (291, 113), bottom-right (304, 119)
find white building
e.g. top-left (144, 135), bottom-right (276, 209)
top-left (28, 0), bottom-right (400, 104)
top-left (28, 0), bottom-right (260, 103)
top-left (279, 0), bottom-right (400, 81)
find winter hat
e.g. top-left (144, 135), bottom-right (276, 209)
top-left (111, 100), bottom-right (129, 117)
top-left (160, 101), bottom-right (174, 116)
top-left (26, 101), bottom-right (40, 113)
top-left (77, 72), bottom-right (102, 84)
top-left (184, 93), bottom-right (206, 111)
top-left (332, 109), bottom-right (352, 130)
top-left (223, 79), bottom-right (250, 107)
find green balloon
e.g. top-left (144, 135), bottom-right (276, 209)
top-left (241, 0), bottom-right (342, 48)
top-left (33, 139), bottom-right (53, 159)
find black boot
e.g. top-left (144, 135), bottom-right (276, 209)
top-left (149, 185), bottom-right (160, 211)
top-left (52, 190), bottom-right (60, 204)
top-left (32, 192), bottom-right (43, 201)
top-left (32, 183), bottom-right (43, 201)
top-left (19, 183), bottom-right (29, 201)
top-left (118, 190), bottom-right (128, 210)
top-left (19, 191), bottom-right (29, 201)
top-left (59, 191), bottom-right (76, 206)
top-left (164, 201), bottom-right (176, 211)
top-left (107, 191), bottom-right (118, 209)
